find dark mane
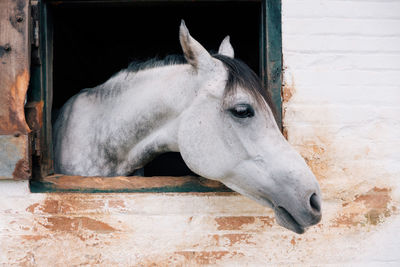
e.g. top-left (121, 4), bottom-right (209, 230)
top-left (126, 54), bottom-right (187, 73)
top-left (213, 54), bottom-right (277, 120)
top-left (123, 54), bottom-right (276, 120)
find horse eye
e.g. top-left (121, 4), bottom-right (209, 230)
top-left (229, 104), bottom-right (255, 119)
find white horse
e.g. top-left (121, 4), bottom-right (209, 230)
top-left (53, 21), bottom-right (321, 234)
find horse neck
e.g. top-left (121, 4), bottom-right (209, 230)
top-left (99, 64), bottom-right (198, 172)
top-left (112, 63), bottom-right (198, 124)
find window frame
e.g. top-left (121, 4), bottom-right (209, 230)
top-left (26, 0), bottom-right (282, 192)
top-left (0, 0), bottom-right (31, 180)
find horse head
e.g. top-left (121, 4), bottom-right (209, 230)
top-left (177, 21), bottom-right (321, 234)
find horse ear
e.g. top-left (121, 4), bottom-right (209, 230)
top-left (179, 20), bottom-right (214, 70)
top-left (218, 36), bottom-right (234, 58)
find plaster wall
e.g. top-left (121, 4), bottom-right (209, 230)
top-left (1, 0), bottom-right (400, 265)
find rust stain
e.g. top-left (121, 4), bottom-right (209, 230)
top-left (290, 236), bottom-right (296, 246)
top-left (26, 203), bottom-right (40, 213)
top-left (17, 252), bottom-right (36, 267)
top-left (0, 69), bottom-right (30, 135)
top-left (58, 197), bottom-right (105, 213)
top-left (282, 113), bottom-right (335, 186)
top-left (282, 127), bottom-right (289, 140)
top-left (354, 187), bottom-right (391, 210)
top-left (12, 158), bottom-right (30, 180)
top-left (282, 83), bottom-right (295, 105)
top-left (80, 217), bottom-right (116, 232)
top-left (220, 234), bottom-right (255, 246)
top-left (333, 187), bottom-right (393, 227)
top-left (175, 251), bottom-right (229, 265)
top-left (40, 216), bottom-right (116, 232)
top-left (215, 216), bottom-right (255, 230)
top-left (41, 199), bottom-right (59, 214)
top-left (281, 82), bottom-right (296, 126)
top-left (26, 199), bottom-right (59, 214)
top-left (21, 235), bottom-right (46, 241)
top-left (259, 216), bottom-right (274, 227)
top-left (26, 194), bottom-right (119, 246)
top-left (133, 250), bottom-right (245, 266)
top-left (333, 213), bottom-right (359, 228)
top-left (302, 143), bottom-right (330, 181)
top-left (108, 200), bottom-right (126, 209)
top-left (27, 196), bottom-right (105, 214)
top-left (40, 217), bottom-right (79, 232)
top-left (214, 216), bottom-right (273, 231)
top-left (355, 187), bottom-right (392, 225)
top-left (282, 121), bottom-right (333, 185)
top-left (24, 101), bottom-right (44, 131)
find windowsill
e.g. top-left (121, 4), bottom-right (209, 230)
top-left (30, 175), bottom-right (232, 193)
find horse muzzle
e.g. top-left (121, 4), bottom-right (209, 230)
top-left (273, 192), bottom-right (322, 234)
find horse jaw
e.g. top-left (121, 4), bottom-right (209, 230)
top-left (178, 86), bottom-right (322, 234)
top-left (220, 148), bottom-right (322, 234)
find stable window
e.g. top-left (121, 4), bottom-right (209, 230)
top-left (25, 0), bottom-right (282, 192)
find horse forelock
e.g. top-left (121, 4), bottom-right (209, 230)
top-left (213, 54), bottom-right (277, 121)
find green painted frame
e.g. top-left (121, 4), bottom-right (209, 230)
top-left (28, 0), bottom-right (282, 193)
top-left (261, 0), bottom-right (283, 129)
top-left (28, 0), bottom-right (54, 179)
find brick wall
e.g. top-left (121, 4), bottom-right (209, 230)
top-left (1, 0), bottom-right (400, 265)
top-left (282, 0), bottom-right (400, 264)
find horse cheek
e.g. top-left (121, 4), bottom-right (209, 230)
top-left (178, 108), bottom-right (233, 181)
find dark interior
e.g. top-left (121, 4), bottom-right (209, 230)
top-left (51, 1), bottom-right (261, 176)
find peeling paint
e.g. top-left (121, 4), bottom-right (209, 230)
top-left (215, 216), bottom-right (255, 230)
top-left (175, 251), bottom-right (230, 265)
top-left (282, 83), bottom-right (296, 105)
top-left (25, 101), bottom-right (44, 131)
top-left (12, 158), bottom-right (30, 179)
top-left (215, 234), bottom-right (256, 246)
top-left (40, 216), bottom-right (116, 232)
top-left (0, 69), bottom-right (30, 135)
top-left (1, 188), bottom-right (400, 265)
top-left (108, 199), bottom-right (126, 209)
top-left (333, 187), bottom-right (394, 227)
top-left (301, 142), bottom-right (330, 181)
top-left (214, 216), bottom-right (274, 231)
top-left (26, 196), bottom-right (105, 214)
top-left (21, 235), bottom-right (46, 241)
top-left (0, 134), bottom-right (30, 179)
top-left (1, 0), bottom-right (400, 264)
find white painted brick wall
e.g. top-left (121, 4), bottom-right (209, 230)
top-left (282, 0), bottom-right (400, 264)
top-left (1, 1), bottom-right (400, 265)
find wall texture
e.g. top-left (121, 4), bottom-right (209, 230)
top-left (1, 0), bottom-right (400, 265)
top-left (281, 0), bottom-right (400, 264)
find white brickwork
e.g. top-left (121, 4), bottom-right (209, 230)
top-left (283, 0), bottom-right (400, 264)
top-left (1, 1), bottom-right (400, 265)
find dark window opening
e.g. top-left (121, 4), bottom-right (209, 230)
top-left (51, 1), bottom-right (261, 177)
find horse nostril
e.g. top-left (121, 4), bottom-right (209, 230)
top-left (309, 193), bottom-right (321, 213)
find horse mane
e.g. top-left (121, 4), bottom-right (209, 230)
top-left (213, 54), bottom-right (277, 121)
top-left (115, 53), bottom-right (277, 120)
top-left (126, 54), bottom-right (187, 73)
